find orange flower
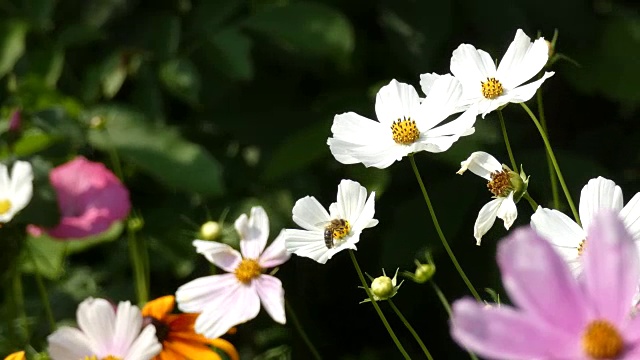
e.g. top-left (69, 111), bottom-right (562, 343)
top-left (4, 351), bottom-right (25, 360)
top-left (142, 296), bottom-right (239, 360)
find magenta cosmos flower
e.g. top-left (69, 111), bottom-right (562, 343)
top-left (34, 156), bottom-right (130, 239)
top-left (450, 211), bottom-right (640, 359)
top-left (175, 206), bottom-right (290, 339)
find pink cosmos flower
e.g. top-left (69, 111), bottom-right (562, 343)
top-left (33, 156), bottom-right (130, 239)
top-left (450, 211), bottom-right (640, 359)
top-left (175, 206), bottom-right (290, 339)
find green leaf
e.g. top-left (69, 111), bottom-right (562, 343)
top-left (87, 105), bottom-right (225, 196)
top-left (26, 46), bottom-right (65, 88)
top-left (243, 1), bottom-right (354, 63)
top-left (0, 20), bottom-right (28, 78)
top-left (159, 58), bottom-right (201, 105)
top-left (21, 236), bottom-right (66, 280)
top-left (101, 53), bottom-right (128, 99)
top-left (13, 129), bottom-right (59, 157)
top-left (206, 27), bottom-right (254, 81)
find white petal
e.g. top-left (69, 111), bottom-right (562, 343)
top-left (374, 79), bottom-right (422, 125)
top-left (328, 137), bottom-right (404, 169)
top-left (420, 74), bottom-right (466, 129)
top-left (335, 179), bottom-right (369, 223)
top-left (255, 275), bottom-right (286, 324)
top-left (47, 327), bottom-right (93, 360)
top-left (496, 193), bottom-right (518, 229)
top-left (195, 282), bottom-right (261, 339)
top-left (237, 206), bottom-right (270, 259)
top-left (473, 198), bottom-right (502, 245)
top-left (450, 44), bottom-right (496, 96)
top-left (123, 325), bottom-right (161, 360)
top-left (283, 228), bottom-right (331, 264)
top-left (112, 301), bottom-right (142, 357)
top-left (351, 191), bottom-right (378, 233)
top-left (330, 112), bottom-right (387, 144)
top-left (579, 177), bottom-right (623, 232)
top-left (457, 151), bottom-right (502, 179)
top-left (8, 160), bottom-right (33, 214)
top-left (77, 298), bottom-right (116, 356)
top-left (0, 163), bottom-right (10, 199)
top-left (530, 206), bottom-right (585, 267)
top-left (620, 193), bottom-right (640, 241)
top-left (259, 230), bottom-right (291, 268)
top-left (417, 106), bottom-right (478, 153)
top-left (193, 240), bottom-right (242, 273)
top-left (497, 30), bottom-right (550, 90)
top-left (419, 72), bottom-right (442, 97)
top-left (501, 72), bottom-right (554, 104)
top-left (176, 273), bottom-right (239, 313)
top-left (291, 196), bottom-right (330, 231)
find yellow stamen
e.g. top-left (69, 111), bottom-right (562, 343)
top-left (234, 259), bottom-right (263, 284)
top-left (0, 199), bottom-right (11, 214)
top-left (331, 220), bottom-right (350, 240)
top-left (578, 239), bottom-right (586, 256)
top-left (481, 77), bottom-right (504, 99)
top-left (487, 170), bottom-right (511, 197)
top-left (390, 117), bottom-right (420, 145)
top-left (582, 320), bottom-right (623, 359)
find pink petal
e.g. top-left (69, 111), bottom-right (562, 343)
top-left (111, 301), bottom-right (142, 356)
top-left (194, 281), bottom-right (261, 339)
top-left (497, 227), bottom-right (589, 333)
top-left (623, 316), bottom-right (640, 344)
top-left (76, 298), bottom-right (116, 355)
top-left (193, 240), bottom-right (242, 272)
top-left (582, 211), bottom-right (640, 325)
top-left (255, 275), bottom-right (286, 324)
top-left (259, 230), bottom-right (290, 268)
top-left (47, 327), bottom-right (94, 360)
top-left (237, 206), bottom-right (269, 259)
top-left (175, 273), bottom-right (239, 313)
top-left (450, 298), bottom-right (580, 360)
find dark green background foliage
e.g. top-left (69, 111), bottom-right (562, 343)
top-left (0, 0), bottom-right (639, 358)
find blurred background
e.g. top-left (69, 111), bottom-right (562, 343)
top-left (0, 0), bottom-right (639, 358)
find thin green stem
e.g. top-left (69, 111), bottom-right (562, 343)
top-left (349, 250), bottom-right (410, 360)
top-left (430, 282), bottom-right (479, 360)
top-left (497, 110), bottom-right (517, 171)
top-left (285, 300), bottom-right (322, 360)
top-left (520, 103), bottom-right (580, 225)
top-left (537, 90), bottom-right (560, 209)
top-left (128, 229), bottom-right (148, 306)
top-left (26, 247), bottom-right (56, 333)
top-left (523, 193), bottom-right (538, 211)
top-left (408, 155), bottom-right (481, 301)
top-left (388, 299), bottom-right (433, 360)
top-left (12, 270), bottom-right (28, 341)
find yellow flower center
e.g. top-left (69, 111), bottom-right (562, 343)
top-left (83, 356), bottom-right (122, 360)
top-left (234, 259), bottom-right (263, 284)
top-left (481, 77), bottom-right (504, 99)
top-left (487, 170), bottom-right (511, 197)
top-left (578, 239), bottom-right (587, 256)
top-left (390, 117), bottom-right (420, 145)
top-left (0, 199), bottom-right (12, 214)
top-left (582, 320), bottom-right (624, 359)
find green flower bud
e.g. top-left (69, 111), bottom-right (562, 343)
top-left (199, 221), bottom-right (221, 241)
top-left (402, 258), bottom-right (436, 284)
top-left (127, 216), bottom-right (144, 232)
top-left (361, 268), bottom-right (403, 303)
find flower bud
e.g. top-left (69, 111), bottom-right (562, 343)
top-left (127, 216), bottom-right (144, 232)
top-left (509, 166), bottom-right (530, 203)
top-left (199, 221), bottom-right (221, 241)
top-left (9, 110), bottom-right (21, 133)
top-left (89, 116), bottom-right (106, 130)
top-left (403, 259), bottom-right (436, 284)
top-left (361, 268), bottom-right (402, 303)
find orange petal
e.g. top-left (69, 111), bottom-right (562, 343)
top-left (208, 338), bottom-right (240, 360)
top-left (162, 340), bottom-right (223, 360)
top-left (142, 295), bottom-right (175, 319)
top-left (4, 351), bottom-right (25, 360)
top-left (166, 333), bottom-right (239, 360)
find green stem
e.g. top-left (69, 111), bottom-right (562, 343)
top-left (128, 229), bottom-right (148, 306)
top-left (430, 282), bottom-right (479, 360)
top-left (285, 300), bottom-right (322, 360)
top-left (520, 103), bottom-right (580, 225)
top-left (26, 247), bottom-right (56, 332)
top-left (523, 193), bottom-right (538, 211)
top-left (388, 299), bottom-right (433, 360)
top-left (497, 110), bottom-right (518, 171)
top-left (349, 250), bottom-right (410, 360)
top-left (12, 270), bottom-right (28, 341)
top-left (408, 155), bottom-right (481, 301)
top-left (537, 90), bottom-right (561, 209)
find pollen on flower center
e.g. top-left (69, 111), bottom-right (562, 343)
top-left (391, 117), bottom-right (420, 145)
top-left (582, 320), bottom-right (624, 359)
top-left (578, 239), bottom-right (587, 256)
top-left (487, 170), bottom-right (511, 197)
top-left (0, 199), bottom-right (12, 214)
top-left (234, 259), bottom-right (263, 284)
top-left (481, 77), bottom-right (504, 99)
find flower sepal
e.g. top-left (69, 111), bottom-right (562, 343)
top-left (509, 165), bottom-right (530, 203)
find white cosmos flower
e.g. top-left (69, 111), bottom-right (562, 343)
top-left (47, 298), bottom-right (162, 360)
top-left (282, 179), bottom-right (378, 264)
top-left (327, 76), bottom-right (477, 169)
top-left (175, 206), bottom-right (290, 339)
top-left (0, 160), bottom-right (33, 223)
top-left (450, 28), bottom-right (554, 117)
top-left (458, 151), bottom-right (528, 245)
top-left (531, 176), bottom-right (640, 276)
